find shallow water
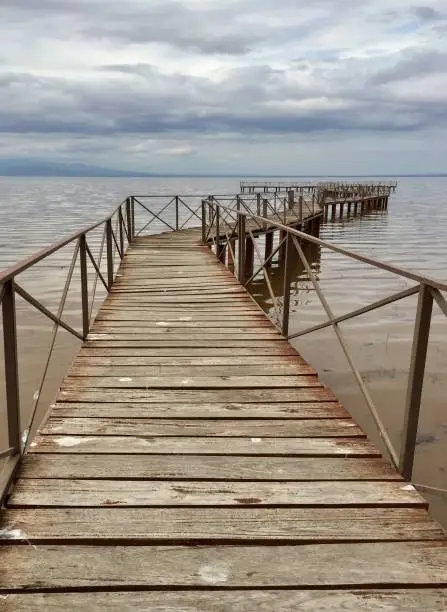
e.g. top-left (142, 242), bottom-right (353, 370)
top-left (0, 176), bottom-right (446, 524)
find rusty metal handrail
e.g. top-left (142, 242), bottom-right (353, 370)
top-left (0, 196), bottom-right (137, 502)
top-left (202, 198), bottom-right (447, 483)
top-left (1, 191), bottom-right (218, 499)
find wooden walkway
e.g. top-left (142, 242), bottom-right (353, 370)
top-left (1, 229), bottom-right (447, 609)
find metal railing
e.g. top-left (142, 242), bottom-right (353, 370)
top-left (201, 197), bottom-right (447, 484)
top-left (0, 197), bottom-right (140, 499)
top-left (0, 193), bottom-right (207, 498)
top-left (0, 190), bottom-right (279, 500)
top-left (203, 192), bottom-right (321, 241)
top-left (240, 180), bottom-right (398, 194)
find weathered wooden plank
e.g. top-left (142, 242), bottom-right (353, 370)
top-left (30, 436), bottom-right (374, 455)
top-left (95, 316), bottom-right (269, 326)
top-left (111, 282), bottom-right (241, 289)
top-left (88, 328), bottom-right (281, 338)
top-left (0, 542), bottom-right (446, 590)
top-left (19, 455), bottom-right (401, 480)
top-left (100, 297), bottom-right (255, 303)
top-left (61, 375), bottom-right (321, 390)
top-left (83, 340), bottom-right (292, 348)
top-left (99, 307), bottom-right (263, 314)
top-left (0, 507), bottom-right (440, 542)
top-left (79, 346), bottom-right (298, 357)
top-left (109, 287), bottom-right (248, 295)
top-left (68, 363), bottom-right (315, 377)
top-left (115, 272), bottom-right (234, 279)
top-left (101, 303), bottom-right (261, 310)
top-left (40, 417), bottom-right (362, 437)
top-left (111, 285), bottom-right (247, 294)
top-left (9, 479), bottom-right (424, 508)
top-left (93, 319), bottom-right (273, 328)
top-left (57, 387), bottom-right (337, 403)
top-left (2, 590), bottom-right (447, 611)
top-left (85, 335), bottom-right (284, 343)
top-left (50, 401), bottom-right (346, 419)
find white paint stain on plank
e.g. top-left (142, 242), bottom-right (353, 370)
top-left (401, 484), bottom-right (417, 491)
top-left (55, 437), bottom-right (96, 447)
top-left (198, 562), bottom-right (229, 584)
top-left (0, 528), bottom-right (27, 540)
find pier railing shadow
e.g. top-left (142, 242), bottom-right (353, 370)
top-left (202, 197), bottom-right (447, 487)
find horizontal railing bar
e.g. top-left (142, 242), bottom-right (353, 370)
top-left (0, 202), bottom-right (126, 284)
top-left (13, 282), bottom-right (84, 341)
top-left (0, 447), bottom-right (15, 459)
top-left (287, 285), bottom-right (421, 340)
top-left (209, 201), bottom-right (447, 293)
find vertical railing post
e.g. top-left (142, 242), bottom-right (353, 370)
top-left (262, 198), bottom-right (268, 230)
top-left (256, 193), bottom-right (261, 216)
top-left (237, 213), bottom-right (246, 283)
top-left (126, 197), bottom-right (132, 245)
top-left (215, 203), bottom-right (220, 260)
top-left (119, 207), bottom-right (124, 257)
top-left (287, 190), bottom-right (294, 211)
top-left (207, 201), bottom-right (214, 251)
top-left (399, 284), bottom-right (433, 480)
top-left (130, 196), bottom-right (135, 239)
top-left (106, 218), bottom-right (114, 290)
top-left (281, 233), bottom-right (293, 336)
top-left (201, 199), bottom-right (207, 244)
top-left (79, 234), bottom-right (89, 340)
top-left (175, 196), bottom-right (179, 231)
top-left (2, 279), bottom-right (21, 452)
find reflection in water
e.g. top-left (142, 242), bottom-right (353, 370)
top-left (249, 238), bottom-right (322, 319)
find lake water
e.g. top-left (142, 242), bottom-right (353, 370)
top-left (0, 176), bottom-right (446, 525)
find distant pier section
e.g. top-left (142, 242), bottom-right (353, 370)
top-left (240, 180), bottom-right (397, 221)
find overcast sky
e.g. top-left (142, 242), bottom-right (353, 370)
top-left (1, 0), bottom-right (446, 174)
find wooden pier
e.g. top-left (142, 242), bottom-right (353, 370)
top-left (1, 191), bottom-right (447, 610)
top-left (239, 181), bottom-right (395, 222)
top-left (240, 180), bottom-right (398, 194)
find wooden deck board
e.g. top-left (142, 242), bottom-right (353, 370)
top-left (39, 416), bottom-right (363, 437)
top-left (10, 480), bottom-right (421, 508)
top-left (1, 228), bottom-right (445, 604)
top-left (29, 436), bottom-right (375, 455)
top-left (19, 455), bottom-right (401, 480)
top-left (1, 507), bottom-right (442, 542)
top-left (2, 590), bottom-right (447, 611)
top-left (1, 542), bottom-right (446, 590)
top-left (48, 401), bottom-right (349, 419)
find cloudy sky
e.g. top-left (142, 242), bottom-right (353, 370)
top-left (1, 0), bottom-right (446, 174)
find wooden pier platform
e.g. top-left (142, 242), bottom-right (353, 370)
top-left (1, 228), bottom-right (447, 609)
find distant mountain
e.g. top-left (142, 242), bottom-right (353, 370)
top-left (0, 158), bottom-right (445, 178)
top-left (0, 158), bottom-right (153, 177)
